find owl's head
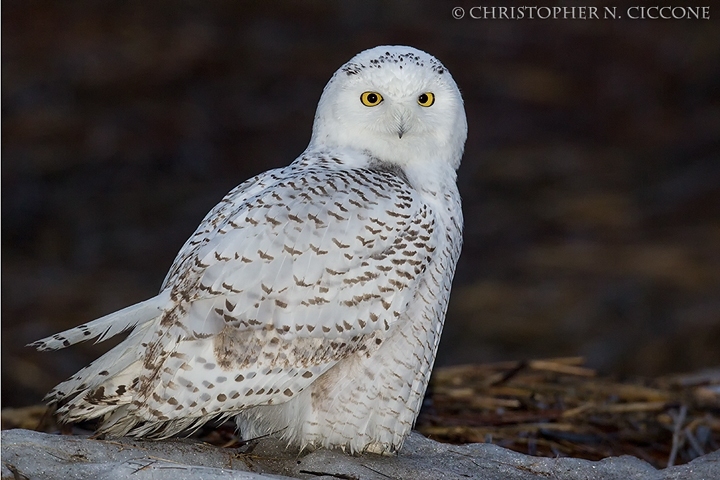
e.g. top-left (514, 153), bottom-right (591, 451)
top-left (310, 46), bottom-right (467, 178)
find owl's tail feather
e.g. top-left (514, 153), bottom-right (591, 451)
top-left (28, 290), bottom-right (170, 351)
top-left (39, 297), bottom-right (167, 428)
top-left (27, 290), bottom-right (173, 435)
top-left (43, 331), bottom-right (150, 431)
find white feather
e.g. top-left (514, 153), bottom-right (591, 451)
top-left (29, 290), bottom-right (169, 351)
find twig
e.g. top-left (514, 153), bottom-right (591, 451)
top-left (3, 462), bottom-right (30, 480)
top-left (487, 361), bottom-right (527, 387)
top-left (667, 405), bottom-right (687, 467)
top-left (298, 470), bottom-right (358, 479)
top-left (683, 426), bottom-right (705, 458)
top-left (529, 360), bottom-right (596, 377)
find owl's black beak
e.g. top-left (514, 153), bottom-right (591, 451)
top-left (394, 109), bottom-right (410, 139)
top-left (397, 125), bottom-right (407, 139)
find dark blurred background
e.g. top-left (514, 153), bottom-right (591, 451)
top-left (3, 1), bottom-right (719, 408)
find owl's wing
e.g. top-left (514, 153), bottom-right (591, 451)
top-left (75, 160), bottom-right (443, 437)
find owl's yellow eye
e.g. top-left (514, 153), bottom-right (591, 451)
top-left (360, 91), bottom-right (383, 107)
top-left (417, 92), bottom-right (435, 107)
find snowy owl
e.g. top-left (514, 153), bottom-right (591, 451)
top-left (31, 45), bottom-right (467, 455)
